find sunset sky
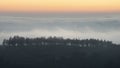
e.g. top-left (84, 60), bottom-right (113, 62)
top-left (0, 0), bottom-right (120, 13)
top-left (0, 0), bottom-right (120, 44)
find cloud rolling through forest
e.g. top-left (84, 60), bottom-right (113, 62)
top-left (0, 13), bottom-right (120, 44)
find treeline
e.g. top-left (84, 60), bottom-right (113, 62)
top-left (1, 36), bottom-right (120, 68)
top-left (2, 36), bottom-right (118, 48)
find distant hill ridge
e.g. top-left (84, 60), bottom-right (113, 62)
top-left (2, 36), bottom-right (119, 48)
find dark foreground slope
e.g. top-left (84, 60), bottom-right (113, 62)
top-left (0, 45), bottom-right (120, 68)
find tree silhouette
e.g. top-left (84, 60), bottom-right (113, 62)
top-left (2, 36), bottom-right (118, 48)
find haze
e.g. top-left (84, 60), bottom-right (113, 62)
top-left (0, 13), bottom-right (120, 44)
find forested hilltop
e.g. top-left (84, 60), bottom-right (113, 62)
top-left (2, 36), bottom-right (119, 48)
top-left (0, 36), bottom-right (120, 68)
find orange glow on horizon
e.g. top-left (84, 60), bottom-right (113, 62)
top-left (0, 0), bottom-right (120, 13)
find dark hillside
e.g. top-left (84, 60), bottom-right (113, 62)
top-left (0, 36), bottom-right (120, 68)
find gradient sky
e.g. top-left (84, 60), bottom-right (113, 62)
top-left (0, 0), bottom-right (120, 13)
top-left (0, 0), bottom-right (120, 44)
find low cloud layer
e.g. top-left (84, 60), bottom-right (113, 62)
top-left (0, 14), bottom-right (120, 44)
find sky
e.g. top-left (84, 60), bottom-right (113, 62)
top-left (0, 0), bottom-right (120, 13)
top-left (0, 0), bottom-right (120, 44)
